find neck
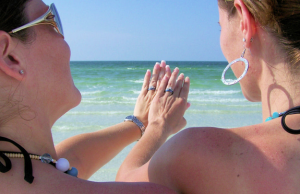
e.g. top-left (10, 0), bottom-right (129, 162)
top-left (247, 30), bottom-right (300, 122)
top-left (260, 66), bottom-right (300, 121)
top-left (0, 115), bottom-right (57, 159)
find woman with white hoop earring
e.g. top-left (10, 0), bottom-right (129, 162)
top-left (117, 0), bottom-right (300, 193)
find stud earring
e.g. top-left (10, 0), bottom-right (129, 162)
top-left (19, 70), bottom-right (24, 75)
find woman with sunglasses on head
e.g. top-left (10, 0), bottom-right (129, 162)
top-left (117, 0), bottom-right (300, 193)
top-left (0, 0), bottom-right (190, 193)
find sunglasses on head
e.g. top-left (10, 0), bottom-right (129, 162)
top-left (9, 3), bottom-right (64, 37)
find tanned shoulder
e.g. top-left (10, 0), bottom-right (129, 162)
top-left (147, 127), bottom-right (242, 194)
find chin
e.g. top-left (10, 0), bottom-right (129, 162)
top-left (70, 87), bottom-right (82, 108)
top-left (242, 90), bottom-right (261, 102)
top-left (60, 86), bottom-right (82, 114)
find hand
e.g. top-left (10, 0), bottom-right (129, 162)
top-left (148, 67), bottom-right (190, 136)
top-left (133, 61), bottom-right (171, 128)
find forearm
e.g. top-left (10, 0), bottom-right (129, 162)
top-left (116, 121), bottom-right (170, 181)
top-left (116, 69), bottom-right (190, 182)
top-left (55, 121), bottom-right (142, 179)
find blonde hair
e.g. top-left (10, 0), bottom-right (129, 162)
top-left (218, 0), bottom-right (300, 74)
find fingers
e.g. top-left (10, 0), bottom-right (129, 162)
top-left (180, 77), bottom-right (190, 100)
top-left (141, 69), bottom-right (152, 96)
top-left (173, 73), bottom-right (185, 97)
top-left (164, 67), bottom-right (179, 97)
top-left (186, 102), bottom-right (191, 110)
top-left (156, 74), bottom-right (170, 97)
top-left (148, 63), bottom-right (161, 93)
top-left (165, 65), bottom-right (172, 78)
top-left (157, 60), bottom-right (166, 88)
top-left (150, 63), bottom-right (190, 101)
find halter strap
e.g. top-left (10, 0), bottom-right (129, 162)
top-left (281, 106), bottom-right (300, 135)
top-left (0, 136), bottom-right (34, 184)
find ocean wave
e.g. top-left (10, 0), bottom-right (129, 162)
top-left (52, 125), bottom-right (108, 132)
top-left (187, 109), bottom-right (261, 114)
top-left (129, 79), bottom-right (144, 84)
top-left (81, 99), bottom-right (135, 105)
top-left (189, 98), bottom-right (247, 103)
top-left (122, 96), bottom-right (137, 101)
top-left (189, 90), bottom-right (241, 95)
top-left (81, 90), bottom-right (104, 96)
top-left (66, 111), bottom-right (130, 115)
top-left (187, 102), bottom-right (261, 107)
top-left (132, 90), bottom-right (141, 94)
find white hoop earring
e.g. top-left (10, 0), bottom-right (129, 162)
top-left (221, 48), bottom-right (249, 85)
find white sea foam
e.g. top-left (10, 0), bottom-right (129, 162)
top-left (81, 90), bottom-right (104, 96)
top-left (66, 111), bottom-right (128, 115)
top-left (129, 79), bottom-right (144, 83)
top-left (132, 90), bottom-right (141, 94)
top-left (81, 100), bottom-right (135, 105)
top-left (189, 90), bottom-right (241, 95)
top-left (187, 109), bottom-right (261, 114)
top-left (189, 98), bottom-right (247, 103)
top-left (122, 97), bottom-right (137, 101)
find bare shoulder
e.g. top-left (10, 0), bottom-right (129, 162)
top-left (147, 126), bottom-right (274, 193)
top-left (45, 178), bottom-right (177, 194)
top-left (149, 124), bottom-right (300, 193)
top-left (0, 160), bottom-right (176, 194)
top-left (147, 127), bottom-right (243, 193)
top-left (158, 127), bottom-right (242, 160)
top-left (2, 175), bottom-right (176, 194)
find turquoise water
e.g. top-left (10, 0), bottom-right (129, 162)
top-left (52, 61), bottom-right (262, 181)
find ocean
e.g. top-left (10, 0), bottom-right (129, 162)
top-left (52, 61), bottom-right (262, 182)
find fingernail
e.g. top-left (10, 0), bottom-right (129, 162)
top-left (174, 67), bottom-right (179, 72)
top-left (166, 65), bottom-right (170, 69)
top-left (156, 62), bottom-right (160, 65)
top-left (161, 60), bottom-right (166, 63)
top-left (147, 69), bottom-right (151, 72)
top-left (180, 73), bottom-right (184, 77)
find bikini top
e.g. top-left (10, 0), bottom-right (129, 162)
top-left (0, 136), bottom-right (78, 184)
top-left (0, 136), bottom-right (34, 183)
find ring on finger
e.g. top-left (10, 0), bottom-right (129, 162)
top-left (165, 87), bottom-right (174, 95)
top-left (148, 86), bottom-right (156, 91)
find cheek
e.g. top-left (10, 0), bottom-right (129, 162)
top-left (220, 31), bottom-right (231, 62)
top-left (50, 40), bottom-right (71, 62)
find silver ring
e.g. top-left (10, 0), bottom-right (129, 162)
top-left (148, 86), bottom-right (156, 91)
top-left (165, 87), bottom-right (174, 95)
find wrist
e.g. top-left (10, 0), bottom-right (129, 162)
top-left (135, 116), bottom-right (148, 128)
top-left (124, 115), bottom-right (146, 137)
top-left (146, 120), bottom-right (172, 139)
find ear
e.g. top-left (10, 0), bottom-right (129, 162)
top-left (0, 31), bottom-right (24, 81)
top-left (234, 0), bottom-right (257, 48)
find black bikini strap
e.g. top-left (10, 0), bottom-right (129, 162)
top-left (0, 136), bottom-right (34, 184)
top-left (281, 106), bottom-right (300, 135)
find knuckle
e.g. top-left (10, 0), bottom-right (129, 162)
top-left (177, 98), bottom-right (187, 105)
top-left (151, 78), bottom-right (158, 84)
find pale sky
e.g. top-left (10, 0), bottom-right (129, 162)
top-left (42, 0), bottom-right (225, 61)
